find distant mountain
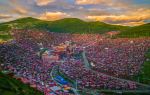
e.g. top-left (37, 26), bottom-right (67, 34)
top-left (117, 23), bottom-right (150, 38)
top-left (0, 17), bottom-right (149, 41)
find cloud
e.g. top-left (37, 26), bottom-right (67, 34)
top-left (12, 7), bottom-right (28, 15)
top-left (122, 21), bottom-right (145, 26)
top-left (0, 14), bottom-right (12, 19)
top-left (35, 0), bottom-right (55, 6)
top-left (75, 0), bottom-right (108, 5)
top-left (39, 11), bottom-right (70, 21)
top-left (75, 0), bottom-right (133, 11)
top-left (0, 0), bottom-right (149, 26)
top-left (75, 0), bottom-right (128, 7)
top-left (87, 15), bottom-right (149, 23)
top-left (0, 14), bottom-right (15, 23)
top-left (86, 8), bottom-right (150, 26)
top-left (87, 15), bottom-right (150, 26)
top-left (6, 0), bottom-right (30, 15)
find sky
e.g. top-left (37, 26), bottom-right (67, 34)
top-left (0, 0), bottom-right (150, 26)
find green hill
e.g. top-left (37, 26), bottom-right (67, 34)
top-left (0, 17), bottom-right (129, 41)
top-left (117, 23), bottom-right (150, 38)
top-left (4, 17), bottom-right (51, 30)
top-left (0, 72), bottom-right (43, 95)
top-left (5, 17), bottom-right (127, 34)
top-left (88, 21), bottom-right (127, 34)
top-left (0, 17), bottom-right (50, 41)
top-left (47, 18), bottom-right (89, 33)
top-left (0, 17), bottom-right (149, 41)
top-left (0, 24), bottom-right (12, 41)
top-left (47, 18), bottom-right (128, 33)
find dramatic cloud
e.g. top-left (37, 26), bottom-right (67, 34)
top-left (75, 0), bottom-right (112, 5)
top-left (35, 0), bottom-right (55, 6)
top-left (86, 8), bottom-right (150, 26)
top-left (0, 0), bottom-right (149, 26)
top-left (75, 0), bottom-right (129, 8)
top-left (39, 11), bottom-right (70, 21)
top-left (123, 22), bottom-right (145, 26)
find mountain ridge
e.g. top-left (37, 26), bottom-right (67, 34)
top-left (0, 17), bottom-right (149, 41)
top-left (117, 23), bottom-right (150, 38)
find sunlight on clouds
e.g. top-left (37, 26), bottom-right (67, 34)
top-left (0, 14), bottom-right (12, 19)
top-left (39, 12), bottom-right (70, 21)
top-left (0, 14), bottom-right (15, 22)
top-left (87, 15), bottom-right (149, 23)
top-left (35, 0), bottom-right (55, 6)
top-left (87, 9), bottom-right (150, 26)
top-left (0, 0), bottom-right (149, 25)
top-left (75, 0), bottom-right (131, 12)
top-left (7, 0), bottom-right (30, 15)
top-left (123, 21), bottom-right (145, 26)
top-left (87, 15), bottom-right (149, 26)
top-left (75, 0), bottom-right (109, 5)
top-left (12, 7), bottom-right (28, 15)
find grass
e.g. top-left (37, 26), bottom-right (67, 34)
top-left (117, 23), bottom-right (150, 38)
top-left (0, 17), bottom-right (149, 41)
top-left (138, 49), bottom-right (150, 84)
top-left (0, 34), bottom-right (12, 41)
top-left (0, 17), bottom-right (129, 41)
top-left (131, 49), bottom-right (150, 84)
top-left (0, 72), bottom-right (44, 95)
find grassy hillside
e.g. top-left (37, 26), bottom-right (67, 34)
top-left (117, 23), bottom-right (150, 38)
top-left (4, 17), bottom-right (51, 30)
top-left (88, 21), bottom-right (127, 34)
top-left (47, 18), bottom-right (128, 33)
top-left (0, 17), bottom-right (51, 41)
top-left (138, 49), bottom-right (150, 84)
top-left (0, 17), bottom-right (129, 41)
top-left (130, 49), bottom-right (150, 85)
top-left (0, 17), bottom-right (149, 41)
top-left (47, 18), bottom-right (88, 33)
top-left (0, 24), bottom-right (12, 41)
top-left (0, 72), bottom-right (43, 95)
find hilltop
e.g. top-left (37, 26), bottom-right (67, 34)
top-left (0, 17), bottom-right (50, 41)
top-left (1, 17), bottom-right (128, 33)
top-left (46, 18), bottom-right (128, 33)
top-left (0, 17), bottom-right (150, 41)
top-left (0, 17), bottom-right (128, 41)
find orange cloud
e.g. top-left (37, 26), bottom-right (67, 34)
top-left (35, 0), bottom-right (55, 6)
top-left (75, 0), bottom-right (131, 9)
top-left (75, 0), bottom-right (109, 5)
top-left (86, 9), bottom-right (150, 26)
top-left (12, 7), bottom-right (28, 15)
top-left (8, 0), bottom-right (29, 15)
top-left (87, 15), bottom-right (149, 22)
top-left (39, 12), bottom-right (70, 21)
top-left (122, 22), bottom-right (145, 26)
top-left (0, 14), bottom-right (12, 19)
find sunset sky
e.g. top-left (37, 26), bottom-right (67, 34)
top-left (0, 0), bottom-right (150, 26)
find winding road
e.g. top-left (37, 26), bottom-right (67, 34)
top-left (49, 42), bottom-right (150, 95)
top-left (82, 49), bottom-right (150, 90)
